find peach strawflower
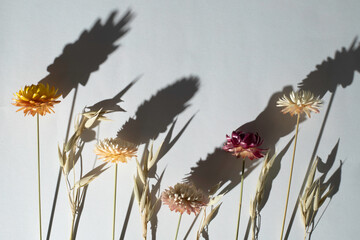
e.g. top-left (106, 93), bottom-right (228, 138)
top-left (95, 138), bottom-right (137, 164)
top-left (276, 90), bottom-right (322, 118)
top-left (12, 83), bottom-right (61, 116)
top-left (161, 182), bottom-right (209, 215)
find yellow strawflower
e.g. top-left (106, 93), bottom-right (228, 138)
top-left (12, 83), bottom-right (61, 116)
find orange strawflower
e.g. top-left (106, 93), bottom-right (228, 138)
top-left (95, 138), bottom-right (138, 164)
top-left (12, 83), bottom-right (61, 116)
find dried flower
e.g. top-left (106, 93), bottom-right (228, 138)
top-left (12, 83), bottom-right (61, 116)
top-left (95, 138), bottom-right (137, 164)
top-left (276, 90), bottom-right (322, 118)
top-left (161, 183), bottom-right (209, 215)
top-left (223, 131), bottom-right (265, 160)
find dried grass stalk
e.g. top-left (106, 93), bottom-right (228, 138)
top-left (133, 140), bottom-right (164, 240)
top-left (299, 157), bottom-right (332, 240)
top-left (58, 109), bottom-right (111, 240)
top-left (250, 152), bottom-right (276, 240)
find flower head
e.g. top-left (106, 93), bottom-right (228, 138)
top-left (276, 90), bottom-right (322, 118)
top-left (223, 131), bottom-right (265, 160)
top-left (12, 83), bottom-right (61, 116)
top-left (94, 138), bottom-right (137, 164)
top-left (161, 182), bottom-right (209, 215)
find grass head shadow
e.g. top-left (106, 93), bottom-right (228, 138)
top-left (299, 37), bottom-right (360, 99)
top-left (39, 10), bottom-right (133, 98)
top-left (117, 76), bottom-right (200, 145)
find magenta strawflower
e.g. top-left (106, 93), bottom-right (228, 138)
top-left (222, 130), bottom-right (265, 240)
top-left (223, 131), bottom-right (265, 160)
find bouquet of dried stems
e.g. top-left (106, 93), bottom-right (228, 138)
top-left (13, 81), bottom-right (336, 240)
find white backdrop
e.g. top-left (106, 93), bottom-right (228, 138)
top-left (1, 0), bottom-right (360, 239)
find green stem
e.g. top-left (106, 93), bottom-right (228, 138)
top-left (36, 113), bottom-right (43, 240)
top-left (280, 114), bottom-right (300, 240)
top-left (175, 213), bottom-right (182, 240)
top-left (235, 158), bottom-right (245, 240)
top-left (112, 164), bottom-right (118, 240)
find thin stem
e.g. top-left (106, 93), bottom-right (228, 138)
top-left (304, 229), bottom-right (307, 240)
top-left (280, 114), bottom-right (300, 240)
top-left (69, 189), bottom-right (78, 240)
top-left (235, 158), bottom-right (245, 240)
top-left (113, 164), bottom-right (118, 240)
top-left (36, 113), bottom-right (43, 240)
top-left (175, 213), bottom-right (182, 240)
top-left (196, 209), bottom-right (205, 239)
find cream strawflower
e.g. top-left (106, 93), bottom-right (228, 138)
top-left (94, 138), bottom-right (137, 164)
top-left (276, 90), bottom-right (322, 118)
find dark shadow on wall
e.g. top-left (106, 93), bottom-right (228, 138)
top-left (118, 76), bottom-right (200, 240)
top-left (285, 38), bottom-right (360, 240)
top-left (185, 86), bottom-right (304, 196)
top-left (43, 10), bottom-right (134, 240)
top-left (117, 76), bottom-right (200, 145)
top-left (80, 77), bottom-right (140, 143)
top-left (299, 37), bottom-right (360, 99)
top-left (40, 10), bottom-right (133, 98)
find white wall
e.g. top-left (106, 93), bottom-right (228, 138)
top-left (1, 0), bottom-right (360, 239)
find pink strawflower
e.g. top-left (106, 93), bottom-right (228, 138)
top-left (161, 183), bottom-right (209, 215)
top-left (223, 131), bottom-right (265, 160)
